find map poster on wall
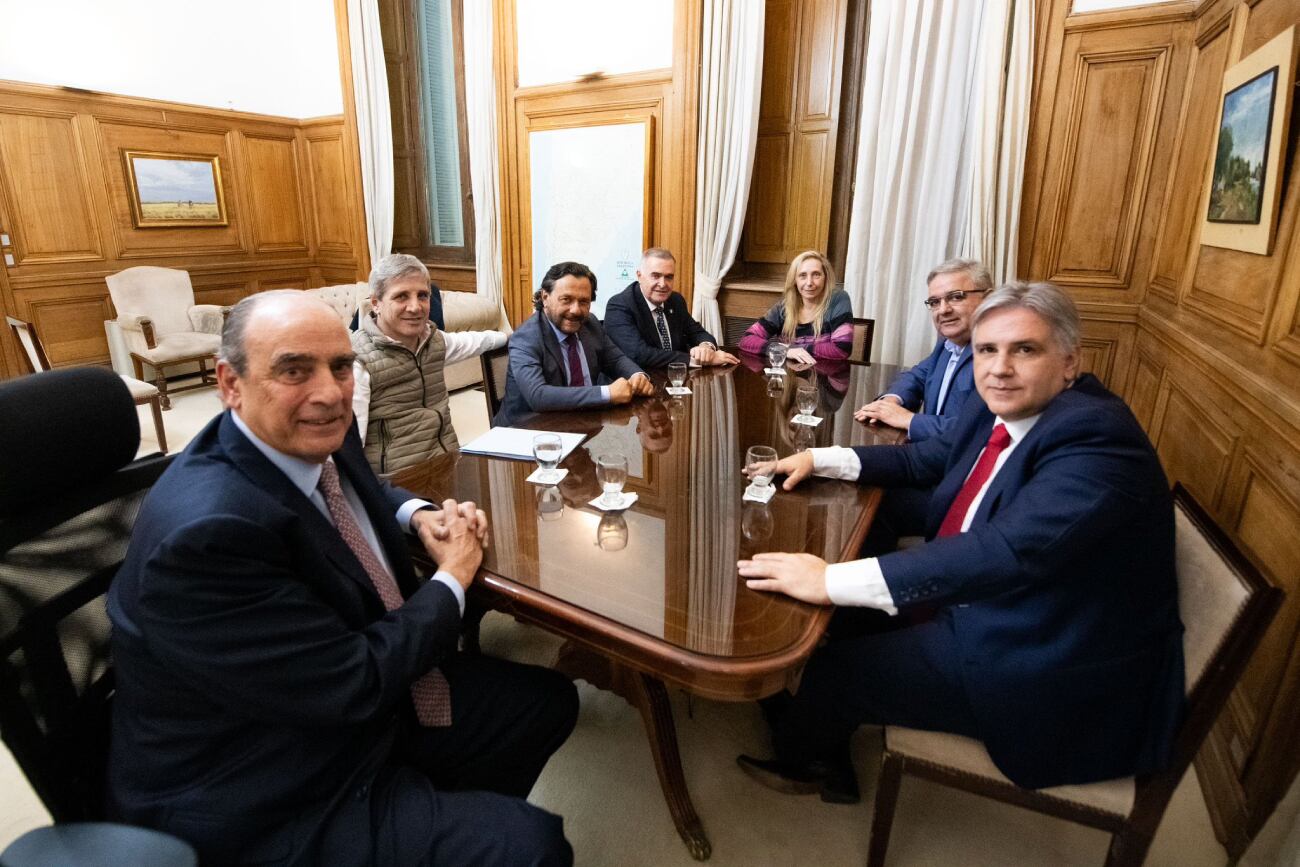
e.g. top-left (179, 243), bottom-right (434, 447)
top-left (529, 121), bottom-right (650, 320)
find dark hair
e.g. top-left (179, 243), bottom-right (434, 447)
top-left (533, 261), bottom-right (598, 312)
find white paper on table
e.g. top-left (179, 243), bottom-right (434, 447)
top-left (665, 386), bottom-right (692, 396)
top-left (790, 413), bottom-right (822, 427)
top-left (461, 427), bottom-right (587, 461)
top-left (743, 484), bottom-right (776, 503)
top-left (763, 367), bottom-right (786, 376)
top-left (525, 468), bottom-right (570, 484)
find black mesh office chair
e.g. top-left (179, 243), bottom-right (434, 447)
top-left (0, 367), bottom-right (193, 866)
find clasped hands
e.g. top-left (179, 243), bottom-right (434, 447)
top-left (412, 499), bottom-right (488, 590)
top-left (609, 372), bottom-right (657, 404)
top-left (736, 450), bottom-right (831, 605)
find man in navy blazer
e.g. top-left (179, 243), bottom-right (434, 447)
top-left (108, 291), bottom-right (577, 865)
top-left (855, 258), bottom-right (991, 443)
top-left (736, 282), bottom-right (1184, 798)
top-left (603, 247), bottom-right (739, 368)
top-left (494, 260), bottom-right (654, 427)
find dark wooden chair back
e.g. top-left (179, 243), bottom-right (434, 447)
top-left (6, 315), bottom-right (52, 374)
top-left (480, 344), bottom-right (510, 424)
top-left (849, 317), bottom-right (875, 365)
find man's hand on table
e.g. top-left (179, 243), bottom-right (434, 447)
top-left (743, 449), bottom-right (816, 491)
top-left (629, 372), bottom-right (656, 397)
top-left (737, 553), bottom-right (830, 605)
top-left (854, 396), bottom-right (913, 431)
top-left (413, 499), bottom-right (487, 590)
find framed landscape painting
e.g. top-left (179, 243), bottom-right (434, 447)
top-left (1201, 26), bottom-right (1297, 255)
top-left (122, 151), bottom-right (228, 228)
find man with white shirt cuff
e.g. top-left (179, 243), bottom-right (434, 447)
top-left (735, 282), bottom-right (1185, 806)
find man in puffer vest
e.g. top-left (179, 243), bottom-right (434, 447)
top-left (352, 254), bottom-right (506, 475)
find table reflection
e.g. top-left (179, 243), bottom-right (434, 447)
top-left (393, 361), bottom-right (904, 662)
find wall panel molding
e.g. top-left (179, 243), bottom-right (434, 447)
top-left (0, 82), bottom-right (364, 371)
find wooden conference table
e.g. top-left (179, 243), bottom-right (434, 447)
top-left (393, 358), bottom-right (904, 860)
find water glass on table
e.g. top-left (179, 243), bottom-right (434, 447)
top-left (766, 342), bottom-right (788, 370)
top-left (796, 384), bottom-right (817, 417)
top-left (532, 433), bottom-right (562, 483)
top-left (744, 445), bottom-right (778, 500)
top-left (596, 453), bottom-right (629, 508)
top-left (667, 362), bottom-right (688, 391)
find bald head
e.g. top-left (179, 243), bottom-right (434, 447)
top-left (216, 290), bottom-right (357, 463)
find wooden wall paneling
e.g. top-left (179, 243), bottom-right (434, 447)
top-left (0, 109), bottom-right (104, 265)
top-left (22, 291), bottom-right (115, 368)
top-left (305, 128), bottom-right (359, 262)
top-left (94, 121), bottom-right (246, 258)
top-left (1148, 365), bottom-right (1240, 509)
top-left (825, 0), bottom-right (869, 278)
top-left (1126, 346), bottom-right (1165, 429)
top-left (1146, 12), bottom-right (1233, 302)
top-left (1036, 38), bottom-right (1173, 295)
top-left (0, 82), bottom-right (362, 373)
top-left (1071, 312), bottom-right (1137, 390)
top-left (241, 132), bottom-right (311, 254)
top-left (742, 0), bottom-right (847, 267)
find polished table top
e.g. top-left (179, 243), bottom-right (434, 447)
top-left (393, 358), bottom-right (904, 699)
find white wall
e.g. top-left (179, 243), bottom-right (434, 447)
top-left (0, 0), bottom-right (343, 118)
top-left (1071, 0), bottom-right (1181, 12)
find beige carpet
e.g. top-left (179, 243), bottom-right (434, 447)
top-left (4, 379), bottom-right (1295, 864)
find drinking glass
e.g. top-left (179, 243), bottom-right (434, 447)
top-left (536, 485), bottom-right (564, 521)
top-left (744, 445), bottom-right (778, 497)
top-left (532, 434), bottom-right (563, 483)
top-left (596, 453), bottom-right (629, 508)
top-left (667, 362), bottom-right (687, 389)
top-left (797, 384), bottom-right (817, 417)
top-left (792, 424), bottom-right (816, 453)
top-left (596, 513), bottom-right (629, 551)
top-left (766, 375), bottom-right (784, 397)
top-left (766, 341), bottom-right (788, 369)
top-left (741, 502), bottom-right (773, 542)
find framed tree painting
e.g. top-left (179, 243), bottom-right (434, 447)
top-left (1201, 26), bottom-right (1297, 255)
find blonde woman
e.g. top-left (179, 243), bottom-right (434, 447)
top-left (738, 251), bottom-right (853, 363)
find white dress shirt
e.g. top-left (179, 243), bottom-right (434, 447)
top-left (231, 411), bottom-right (464, 614)
top-left (813, 413), bottom-right (1042, 614)
top-left (352, 325), bottom-right (507, 441)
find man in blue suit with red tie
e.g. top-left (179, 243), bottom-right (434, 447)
top-left (735, 282), bottom-right (1185, 801)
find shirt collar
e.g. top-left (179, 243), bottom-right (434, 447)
top-left (996, 413), bottom-right (1041, 444)
top-left (639, 288), bottom-right (664, 313)
top-left (943, 339), bottom-right (967, 358)
top-left (544, 315), bottom-right (577, 344)
top-left (230, 410), bottom-right (325, 499)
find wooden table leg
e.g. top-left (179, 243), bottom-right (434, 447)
top-left (626, 671), bottom-right (712, 861)
top-left (554, 645), bottom-right (712, 860)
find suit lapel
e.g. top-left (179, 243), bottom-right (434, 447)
top-left (537, 314), bottom-right (568, 381)
top-left (629, 285), bottom-right (655, 343)
top-left (217, 413), bottom-right (386, 604)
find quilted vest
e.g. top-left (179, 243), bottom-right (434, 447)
top-left (351, 314), bottom-right (459, 475)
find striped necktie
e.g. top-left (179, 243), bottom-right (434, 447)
top-left (653, 307), bottom-right (672, 350)
top-left (318, 460), bottom-right (451, 727)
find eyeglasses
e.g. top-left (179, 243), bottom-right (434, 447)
top-left (923, 289), bottom-right (988, 309)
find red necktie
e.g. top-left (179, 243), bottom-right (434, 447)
top-left (937, 423), bottom-right (1011, 537)
top-left (565, 334), bottom-right (586, 387)
top-left (318, 460), bottom-right (452, 727)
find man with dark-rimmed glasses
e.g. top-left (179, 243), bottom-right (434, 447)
top-left (854, 258), bottom-right (992, 443)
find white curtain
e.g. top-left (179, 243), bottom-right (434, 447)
top-left (963, 0), bottom-right (1034, 284)
top-left (463, 0), bottom-right (510, 331)
top-left (843, 0), bottom-right (1033, 365)
top-left (692, 0), bottom-right (764, 338)
top-left (347, 0), bottom-right (394, 268)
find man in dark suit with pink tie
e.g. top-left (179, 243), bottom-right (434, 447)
top-left (735, 282), bottom-right (1185, 802)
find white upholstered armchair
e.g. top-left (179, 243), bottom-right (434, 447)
top-left (105, 267), bottom-right (224, 408)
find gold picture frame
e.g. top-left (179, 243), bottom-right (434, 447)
top-left (122, 150), bottom-right (228, 228)
top-left (1200, 25), bottom-right (1297, 255)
